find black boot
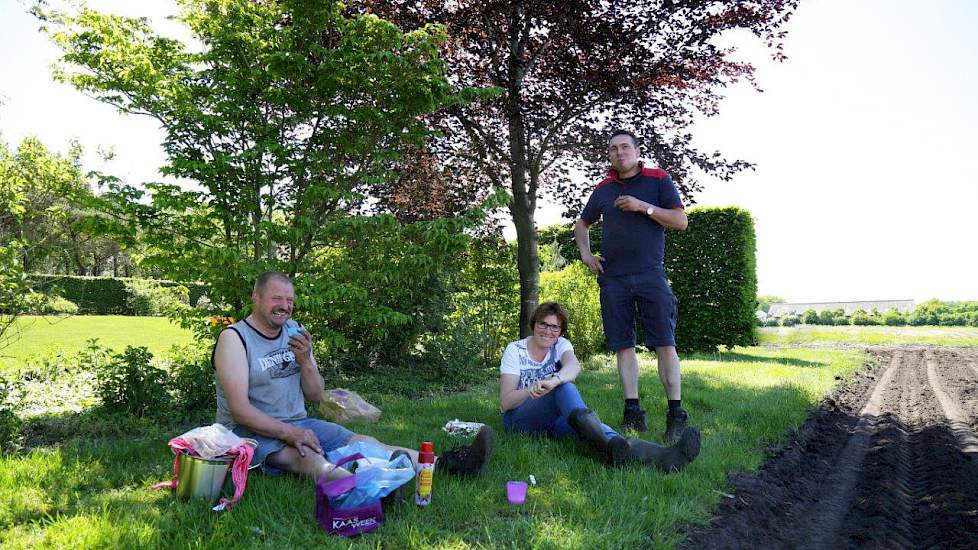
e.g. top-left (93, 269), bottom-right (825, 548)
top-left (622, 405), bottom-right (649, 433)
top-left (438, 425), bottom-right (494, 476)
top-left (627, 426), bottom-right (701, 473)
top-left (664, 407), bottom-right (689, 443)
top-left (568, 408), bottom-right (630, 466)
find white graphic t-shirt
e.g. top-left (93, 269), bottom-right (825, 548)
top-left (499, 336), bottom-right (573, 390)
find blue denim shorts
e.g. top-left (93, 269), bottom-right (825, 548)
top-left (598, 270), bottom-right (678, 350)
top-left (231, 417), bottom-right (355, 475)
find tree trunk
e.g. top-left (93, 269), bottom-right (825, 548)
top-left (511, 197), bottom-right (539, 337)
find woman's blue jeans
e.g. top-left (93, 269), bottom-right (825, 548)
top-left (503, 383), bottom-right (618, 439)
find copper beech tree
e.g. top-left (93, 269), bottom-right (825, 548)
top-left (357, 0), bottom-right (798, 335)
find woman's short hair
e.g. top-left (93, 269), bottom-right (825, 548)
top-left (530, 301), bottom-right (569, 335)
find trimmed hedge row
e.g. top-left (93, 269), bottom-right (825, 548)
top-left (30, 275), bottom-right (207, 315)
top-left (665, 207), bottom-right (757, 353)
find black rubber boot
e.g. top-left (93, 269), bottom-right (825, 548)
top-left (664, 407), bottom-right (689, 443)
top-left (568, 408), bottom-right (630, 466)
top-left (438, 425), bottom-right (494, 476)
top-left (627, 426), bottom-right (701, 473)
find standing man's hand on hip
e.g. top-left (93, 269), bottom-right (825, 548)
top-left (581, 252), bottom-right (605, 275)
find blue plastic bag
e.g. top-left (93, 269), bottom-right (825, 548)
top-left (324, 442), bottom-right (415, 509)
top-left (326, 441), bottom-right (393, 464)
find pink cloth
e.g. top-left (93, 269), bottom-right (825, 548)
top-left (153, 436), bottom-right (254, 511)
top-left (152, 437), bottom-right (197, 490)
top-left (217, 443), bottom-right (254, 510)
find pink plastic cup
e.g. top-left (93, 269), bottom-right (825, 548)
top-left (506, 481), bottom-right (528, 505)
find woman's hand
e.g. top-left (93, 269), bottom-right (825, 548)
top-left (529, 377), bottom-right (560, 398)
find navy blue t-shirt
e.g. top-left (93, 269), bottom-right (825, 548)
top-left (580, 166), bottom-right (684, 277)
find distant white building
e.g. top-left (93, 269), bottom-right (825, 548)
top-left (768, 300), bottom-right (915, 317)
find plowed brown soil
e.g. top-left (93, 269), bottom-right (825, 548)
top-left (684, 347), bottom-right (978, 550)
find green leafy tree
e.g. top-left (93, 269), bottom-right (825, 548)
top-left (39, 1), bottom-right (490, 359)
top-left (360, 0), bottom-right (800, 336)
top-left (0, 140), bottom-right (34, 349)
top-left (0, 135), bottom-right (126, 279)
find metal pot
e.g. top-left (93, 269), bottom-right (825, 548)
top-left (175, 453), bottom-right (232, 502)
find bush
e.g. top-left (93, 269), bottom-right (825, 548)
top-left (665, 207), bottom-right (757, 352)
top-left (780, 314), bottom-right (800, 327)
top-left (851, 309), bottom-right (880, 326)
top-left (817, 308), bottom-right (846, 326)
top-left (125, 279), bottom-right (189, 316)
top-left (30, 275), bottom-right (204, 315)
top-left (802, 309), bottom-right (819, 325)
top-left (907, 309), bottom-right (936, 326)
top-left (27, 294), bottom-right (79, 315)
top-left (95, 346), bottom-right (171, 418)
top-left (0, 374), bottom-right (22, 453)
top-left (882, 310), bottom-right (906, 326)
top-left (165, 345), bottom-right (214, 414)
top-left (540, 262), bottom-right (604, 359)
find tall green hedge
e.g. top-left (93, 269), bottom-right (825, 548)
top-left (30, 275), bottom-right (207, 315)
top-left (665, 207), bottom-right (757, 353)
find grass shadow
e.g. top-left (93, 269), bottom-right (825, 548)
top-left (688, 349), bottom-right (829, 369)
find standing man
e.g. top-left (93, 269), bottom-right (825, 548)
top-left (573, 130), bottom-right (689, 441)
top-left (213, 271), bottom-right (493, 482)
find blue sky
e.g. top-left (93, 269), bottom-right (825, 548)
top-left (2, 0), bottom-right (976, 303)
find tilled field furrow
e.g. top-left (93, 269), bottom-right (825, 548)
top-left (684, 347), bottom-right (978, 550)
top-left (835, 413), bottom-right (915, 549)
top-left (925, 349), bottom-right (978, 457)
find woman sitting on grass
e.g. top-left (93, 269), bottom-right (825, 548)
top-left (499, 301), bottom-right (700, 471)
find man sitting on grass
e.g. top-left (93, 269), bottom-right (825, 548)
top-left (212, 271), bottom-right (493, 485)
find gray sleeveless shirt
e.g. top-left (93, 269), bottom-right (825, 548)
top-left (215, 318), bottom-right (306, 429)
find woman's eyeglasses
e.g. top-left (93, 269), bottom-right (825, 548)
top-left (535, 321), bottom-right (561, 333)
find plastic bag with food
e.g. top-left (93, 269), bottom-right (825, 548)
top-left (178, 423), bottom-right (244, 459)
top-left (319, 388), bottom-right (382, 424)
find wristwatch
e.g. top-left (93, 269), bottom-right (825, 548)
top-left (646, 205), bottom-right (655, 217)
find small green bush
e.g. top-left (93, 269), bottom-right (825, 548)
top-left (882, 310), bottom-right (906, 326)
top-left (165, 345), bottom-right (214, 414)
top-left (802, 309), bottom-right (819, 325)
top-left (28, 294), bottom-right (80, 315)
top-left (96, 346), bottom-right (171, 418)
top-left (0, 374), bottom-right (22, 453)
top-left (540, 262), bottom-right (604, 359)
top-left (780, 314), bottom-right (800, 327)
top-left (817, 308), bottom-right (846, 326)
top-left (125, 279), bottom-right (189, 316)
top-left (851, 309), bottom-right (881, 326)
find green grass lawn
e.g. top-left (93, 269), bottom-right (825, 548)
top-left (758, 324), bottom-right (978, 347)
top-left (0, 316), bottom-right (195, 372)
top-left (0, 346), bottom-right (867, 549)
